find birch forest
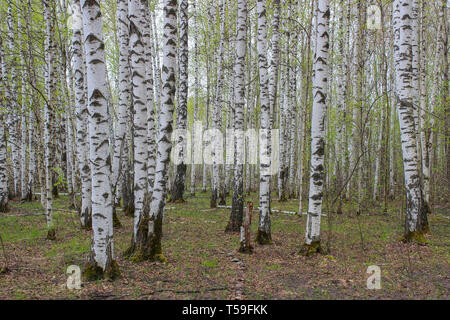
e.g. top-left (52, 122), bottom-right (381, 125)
top-left (0, 0), bottom-right (448, 300)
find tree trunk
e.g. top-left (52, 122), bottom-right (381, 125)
top-left (300, 0), bottom-right (330, 256)
top-left (393, 0), bottom-right (428, 242)
top-left (226, 0), bottom-right (247, 233)
top-left (81, 0), bottom-right (119, 280)
top-left (147, 0), bottom-right (178, 262)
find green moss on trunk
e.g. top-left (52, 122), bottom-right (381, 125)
top-left (82, 260), bottom-right (120, 281)
top-left (299, 241), bottom-right (323, 257)
top-left (148, 213), bottom-right (167, 262)
top-left (256, 230), bottom-right (272, 245)
top-left (401, 230), bottom-right (428, 245)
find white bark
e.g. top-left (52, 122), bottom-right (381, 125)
top-left (304, 0), bottom-right (330, 247)
top-left (256, 0), bottom-right (271, 242)
top-left (227, 0), bottom-right (247, 232)
top-left (81, 0), bottom-right (115, 270)
top-left (393, 0), bottom-right (426, 235)
top-left (211, 0), bottom-right (226, 208)
top-left (72, 0), bottom-right (91, 228)
top-left (148, 0), bottom-right (178, 259)
top-left (112, 0), bottom-right (131, 204)
top-left (0, 37), bottom-right (8, 212)
top-left (129, 0), bottom-right (149, 236)
top-left (43, 0), bottom-right (55, 235)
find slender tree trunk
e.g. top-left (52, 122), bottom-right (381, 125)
top-left (0, 38), bottom-right (7, 213)
top-left (211, 0), bottom-right (226, 209)
top-left (125, 0), bottom-right (151, 260)
top-left (146, 0), bottom-right (178, 262)
top-left (72, 0), bottom-right (92, 230)
top-left (190, 0), bottom-right (199, 197)
top-left (112, 0), bottom-right (131, 207)
top-left (171, 0), bottom-right (188, 203)
top-left (393, 0), bottom-right (428, 242)
top-left (43, 0), bottom-right (56, 240)
top-left (226, 0), bottom-right (247, 233)
top-left (256, 0), bottom-right (272, 244)
top-left (81, 0), bottom-right (119, 280)
top-left (300, 0), bottom-right (330, 256)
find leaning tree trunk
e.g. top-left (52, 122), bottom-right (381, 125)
top-left (226, 0), bottom-right (247, 233)
top-left (81, 0), bottom-right (119, 281)
top-left (300, 0), bottom-right (330, 256)
top-left (146, 0), bottom-right (178, 262)
top-left (392, 0), bottom-right (428, 242)
top-left (72, 0), bottom-right (92, 230)
top-left (256, 0), bottom-right (272, 245)
top-left (171, 0), bottom-right (188, 203)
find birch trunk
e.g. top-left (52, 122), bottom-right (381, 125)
top-left (146, 0), bottom-right (178, 262)
top-left (0, 38), bottom-right (7, 212)
top-left (112, 0), bottom-right (131, 207)
top-left (301, 0), bottom-right (330, 256)
top-left (256, 0), bottom-right (272, 245)
top-left (226, 0), bottom-right (247, 233)
top-left (393, 0), bottom-right (428, 242)
top-left (81, 0), bottom-right (119, 280)
top-left (72, 0), bottom-right (92, 229)
top-left (171, 0), bottom-right (188, 203)
top-left (126, 0), bottom-right (151, 260)
top-left (43, 0), bottom-right (55, 240)
top-left (210, 0), bottom-right (226, 208)
top-left (190, 0), bottom-right (199, 196)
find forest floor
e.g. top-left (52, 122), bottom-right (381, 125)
top-left (0, 191), bottom-right (448, 300)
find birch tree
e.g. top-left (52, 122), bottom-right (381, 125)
top-left (171, 0), bottom-right (188, 203)
top-left (0, 37), bottom-right (7, 213)
top-left (72, 0), bottom-right (92, 229)
top-left (146, 0), bottom-right (178, 262)
top-left (125, 0), bottom-right (152, 261)
top-left (300, 0), bottom-right (330, 256)
top-left (81, 0), bottom-right (119, 280)
top-left (392, 0), bottom-right (428, 242)
top-left (43, 0), bottom-right (56, 240)
top-left (256, 0), bottom-right (272, 244)
top-left (112, 0), bottom-right (131, 207)
top-left (226, 0), bottom-right (247, 233)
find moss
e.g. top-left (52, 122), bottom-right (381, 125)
top-left (173, 199), bottom-right (185, 204)
top-left (400, 230), bottom-right (428, 245)
top-left (82, 260), bottom-right (120, 281)
top-left (256, 230), bottom-right (272, 245)
top-left (299, 241), bottom-right (323, 257)
top-left (82, 262), bottom-right (104, 281)
top-left (152, 254), bottom-right (167, 263)
top-left (46, 227), bottom-right (56, 241)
